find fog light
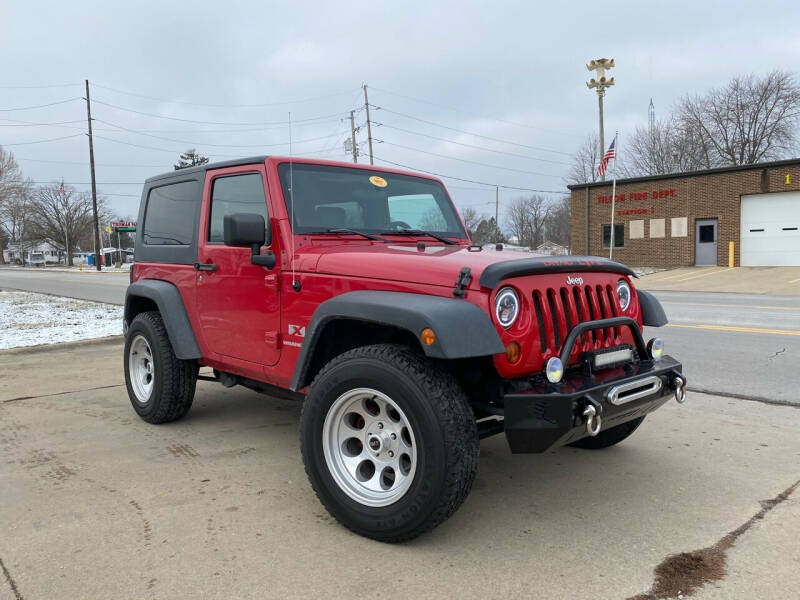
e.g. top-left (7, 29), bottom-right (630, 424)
top-left (420, 328), bottom-right (436, 346)
top-left (545, 357), bottom-right (564, 383)
top-left (647, 337), bottom-right (664, 361)
top-left (505, 341), bottom-right (520, 363)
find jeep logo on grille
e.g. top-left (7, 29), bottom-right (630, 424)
top-left (566, 276), bottom-right (584, 285)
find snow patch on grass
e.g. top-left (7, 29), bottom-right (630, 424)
top-left (0, 290), bottom-right (122, 349)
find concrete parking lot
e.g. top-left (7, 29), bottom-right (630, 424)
top-left (1, 339), bottom-right (799, 599)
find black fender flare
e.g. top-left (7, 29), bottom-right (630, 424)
top-left (637, 289), bottom-right (668, 327)
top-left (125, 280), bottom-right (202, 359)
top-left (290, 291), bottom-right (505, 391)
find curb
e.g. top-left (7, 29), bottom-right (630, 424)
top-left (0, 335), bottom-right (124, 356)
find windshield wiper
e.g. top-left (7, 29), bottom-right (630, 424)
top-left (379, 228), bottom-right (456, 245)
top-left (306, 228), bottom-right (389, 242)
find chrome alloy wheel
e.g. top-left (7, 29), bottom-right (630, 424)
top-left (128, 334), bottom-right (154, 404)
top-left (322, 388), bottom-right (417, 507)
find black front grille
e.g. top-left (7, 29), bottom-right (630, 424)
top-left (532, 284), bottom-right (621, 358)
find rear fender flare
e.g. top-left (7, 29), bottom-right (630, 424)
top-left (125, 280), bottom-right (201, 359)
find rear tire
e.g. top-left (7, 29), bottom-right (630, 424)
top-left (568, 416), bottom-right (645, 449)
top-left (124, 311), bottom-right (197, 424)
top-left (300, 344), bottom-right (479, 542)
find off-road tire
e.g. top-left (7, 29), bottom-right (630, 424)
top-left (300, 344), bottom-right (479, 542)
top-left (124, 311), bottom-right (197, 424)
top-left (568, 416), bottom-right (645, 449)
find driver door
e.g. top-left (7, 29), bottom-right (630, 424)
top-left (195, 166), bottom-right (281, 367)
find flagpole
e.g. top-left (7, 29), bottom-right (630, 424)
top-left (608, 131), bottom-right (619, 259)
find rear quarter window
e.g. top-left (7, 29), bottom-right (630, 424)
top-left (143, 181), bottom-right (198, 246)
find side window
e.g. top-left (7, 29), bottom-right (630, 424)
top-left (208, 173), bottom-right (268, 243)
top-left (143, 181), bottom-right (197, 245)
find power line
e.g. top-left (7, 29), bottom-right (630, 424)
top-left (373, 105), bottom-right (573, 157)
top-left (377, 122), bottom-right (570, 166)
top-left (0, 83), bottom-right (81, 89)
top-left (372, 155), bottom-right (564, 193)
top-left (91, 82), bottom-right (360, 108)
top-left (370, 86), bottom-right (584, 138)
top-left (0, 98), bottom-right (82, 112)
top-left (92, 98), bottom-right (350, 126)
top-left (94, 118), bottom-right (342, 148)
top-left (375, 140), bottom-right (562, 179)
top-left (16, 156), bottom-right (167, 168)
top-left (2, 134), bottom-right (84, 146)
top-left (0, 118), bottom-right (86, 127)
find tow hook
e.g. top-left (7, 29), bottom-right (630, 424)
top-left (673, 375), bottom-right (687, 404)
top-left (582, 398), bottom-right (603, 437)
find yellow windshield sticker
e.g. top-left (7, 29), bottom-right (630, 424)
top-left (369, 175), bottom-right (388, 188)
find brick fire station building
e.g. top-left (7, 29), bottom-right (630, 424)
top-left (568, 158), bottom-right (800, 267)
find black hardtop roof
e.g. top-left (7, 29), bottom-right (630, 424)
top-left (144, 156), bottom-right (269, 184)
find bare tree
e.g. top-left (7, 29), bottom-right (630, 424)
top-left (504, 194), bottom-right (549, 248)
top-left (460, 206), bottom-right (481, 236)
top-left (543, 196), bottom-right (570, 247)
top-left (0, 146), bottom-right (32, 264)
top-left (28, 184), bottom-right (106, 266)
top-left (174, 149), bottom-right (210, 170)
top-left (676, 70), bottom-right (800, 166)
top-left (622, 119), bottom-right (715, 177)
top-left (566, 133), bottom-right (600, 184)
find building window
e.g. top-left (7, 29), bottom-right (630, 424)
top-left (602, 223), bottom-right (624, 248)
top-left (698, 224), bottom-right (715, 243)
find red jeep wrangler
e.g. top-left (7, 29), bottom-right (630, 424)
top-left (124, 156), bottom-right (685, 542)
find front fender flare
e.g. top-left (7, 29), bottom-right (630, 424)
top-left (125, 280), bottom-right (201, 359)
top-left (290, 291), bottom-right (505, 391)
top-left (637, 289), bottom-right (668, 327)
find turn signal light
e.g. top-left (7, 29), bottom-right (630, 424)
top-left (420, 328), bottom-right (436, 346)
top-left (505, 342), bottom-right (521, 363)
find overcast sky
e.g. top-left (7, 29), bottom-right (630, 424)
top-left (2, 0), bottom-right (799, 224)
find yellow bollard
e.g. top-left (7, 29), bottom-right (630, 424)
top-left (728, 241), bottom-right (734, 268)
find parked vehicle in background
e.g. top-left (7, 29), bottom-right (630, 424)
top-left (123, 156), bottom-right (686, 542)
top-left (27, 252), bottom-right (46, 267)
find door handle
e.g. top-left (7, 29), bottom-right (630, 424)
top-left (194, 262), bottom-right (217, 272)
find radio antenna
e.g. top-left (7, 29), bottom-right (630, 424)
top-left (289, 111), bottom-right (300, 291)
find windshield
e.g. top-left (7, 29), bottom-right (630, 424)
top-left (277, 163), bottom-right (466, 239)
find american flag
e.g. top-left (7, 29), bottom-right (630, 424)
top-left (596, 138), bottom-right (616, 177)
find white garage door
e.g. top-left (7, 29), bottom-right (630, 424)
top-left (740, 192), bottom-right (800, 266)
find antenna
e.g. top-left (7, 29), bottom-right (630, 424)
top-left (289, 112), bottom-right (300, 291)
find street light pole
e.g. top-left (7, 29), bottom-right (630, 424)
top-left (586, 58), bottom-right (615, 181)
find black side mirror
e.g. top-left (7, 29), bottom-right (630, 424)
top-left (223, 213), bottom-right (275, 269)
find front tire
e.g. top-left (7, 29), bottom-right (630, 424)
top-left (568, 416), bottom-right (645, 449)
top-left (300, 344), bottom-right (479, 542)
top-left (124, 311), bottom-right (197, 424)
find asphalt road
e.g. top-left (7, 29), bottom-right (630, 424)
top-left (1, 340), bottom-right (798, 600)
top-left (1, 268), bottom-right (797, 405)
top-left (0, 268), bottom-right (128, 305)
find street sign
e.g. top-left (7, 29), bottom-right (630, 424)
top-left (116, 227), bottom-right (136, 232)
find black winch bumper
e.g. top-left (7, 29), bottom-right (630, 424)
top-left (503, 355), bottom-right (684, 453)
top-left (501, 316), bottom-right (685, 453)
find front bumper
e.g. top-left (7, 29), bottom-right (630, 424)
top-left (503, 355), bottom-right (684, 453)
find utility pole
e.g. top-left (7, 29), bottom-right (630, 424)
top-left (362, 84), bottom-right (374, 165)
top-left (349, 110), bottom-right (358, 163)
top-left (586, 59), bottom-right (615, 181)
top-left (495, 186), bottom-right (499, 223)
top-left (85, 80), bottom-right (102, 271)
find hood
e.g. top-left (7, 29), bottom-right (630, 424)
top-left (300, 243), bottom-right (635, 290)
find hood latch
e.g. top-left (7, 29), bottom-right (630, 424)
top-left (452, 266), bottom-right (472, 298)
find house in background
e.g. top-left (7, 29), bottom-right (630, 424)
top-left (534, 240), bottom-right (569, 256)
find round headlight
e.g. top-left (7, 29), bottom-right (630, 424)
top-left (545, 357), bottom-right (564, 383)
top-left (495, 287), bottom-right (519, 328)
top-left (647, 337), bottom-right (664, 361)
top-left (616, 279), bottom-right (631, 311)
